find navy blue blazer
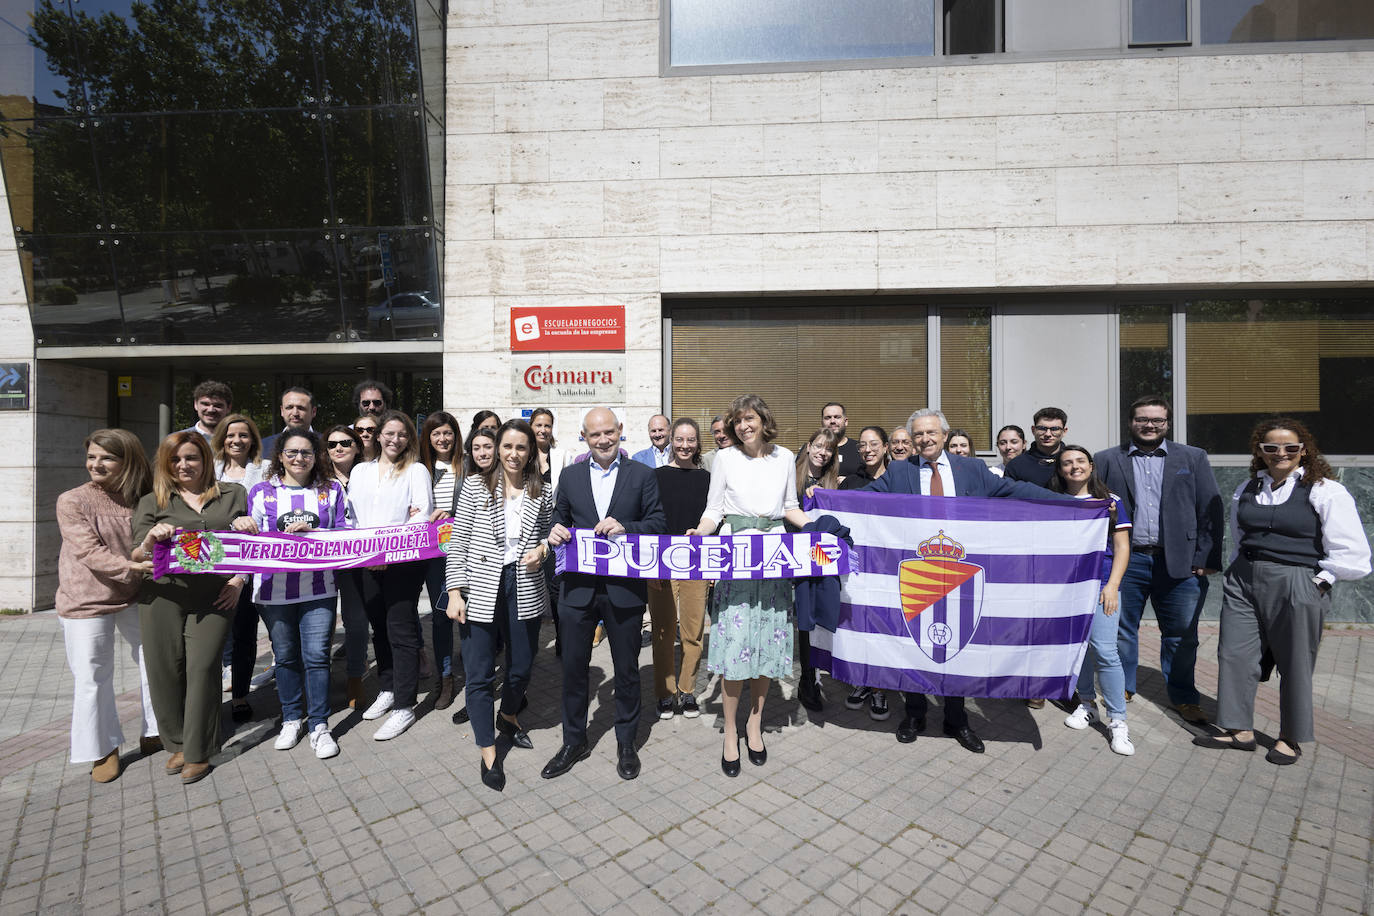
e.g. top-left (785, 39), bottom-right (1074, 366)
top-left (1094, 439), bottom-right (1224, 578)
top-left (864, 453), bottom-right (1062, 500)
top-left (554, 457), bottom-right (667, 609)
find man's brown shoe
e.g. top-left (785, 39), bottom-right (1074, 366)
top-left (180, 762), bottom-right (212, 784)
top-left (91, 750), bottom-right (121, 783)
top-left (346, 677), bottom-right (365, 709)
top-left (165, 751), bottom-right (185, 774)
top-left (139, 736), bottom-right (163, 755)
top-left (1172, 702), bottom-right (1207, 724)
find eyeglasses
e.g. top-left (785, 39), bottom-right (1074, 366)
top-left (1259, 443), bottom-right (1303, 456)
top-left (1131, 417), bottom-right (1168, 427)
top-left (282, 449), bottom-right (315, 459)
top-left (327, 440), bottom-right (354, 449)
top-left (1032, 425), bottom-right (1065, 435)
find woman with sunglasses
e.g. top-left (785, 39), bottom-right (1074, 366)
top-left (420, 411), bottom-right (464, 709)
top-left (348, 410), bottom-right (434, 741)
top-left (244, 431), bottom-right (350, 760)
top-left (353, 416), bottom-right (380, 462)
top-left (322, 425), bottom-right (370, 709)
top-left (210, 413), bottom-right (269, 723)
top-left (1195, 418), bottom-right (1369, 765)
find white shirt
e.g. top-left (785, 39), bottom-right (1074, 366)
top-left (590, 454), bottom-right (621, 520)
top-left (347, 460), bottom-right (434, 527)
top-left (1229, 467), bottom-right (1371, 584)
top-left (503, 488), bottom-right (527, 564)
top-left (703, 445), bottom-right (799, 531)
top-left (920, 452), bottom-right (956, 497)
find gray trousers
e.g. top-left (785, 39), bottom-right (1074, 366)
top-left (1216, 557), bottom-right (1328, 743)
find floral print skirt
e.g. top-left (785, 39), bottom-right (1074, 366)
top-left (705, 578), bottom-right (795, 681)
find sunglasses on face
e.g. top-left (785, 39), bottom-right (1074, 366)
top-left (1259, 443), bottom-right (1302, 456)
top-left (356, 427), bottom-right (376, 436)
top-left (327, 440), bottom-right (354, 449)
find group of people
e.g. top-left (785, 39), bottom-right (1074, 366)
top-left (55, 383), bottom-right (1369, 790)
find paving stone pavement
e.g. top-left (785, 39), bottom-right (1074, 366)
top-left (1, 608), bottom-right (1371, 915)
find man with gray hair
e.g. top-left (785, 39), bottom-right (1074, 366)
top-left (631, 414), bottom-right (671, 468)
top-left (861, 408), bottom-right (1062, 753)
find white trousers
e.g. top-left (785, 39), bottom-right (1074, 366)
top-left (62, 607), bottom-right (158, 763)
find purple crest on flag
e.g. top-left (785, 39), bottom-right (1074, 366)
top-left (898, 530), bottom-right (985, 663)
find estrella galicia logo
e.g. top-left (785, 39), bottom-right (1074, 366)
top-left (277, 510), bottom-right (319, 531)
top-left (898, 530), bottom-right (985, 664)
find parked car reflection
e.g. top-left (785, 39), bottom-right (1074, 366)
top-left (366, 291), bottom-right (441, 339)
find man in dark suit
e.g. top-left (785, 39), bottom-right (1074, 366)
top-left (1095, 396), bottom-right (1223, 724)
top-left (543, 407), bottom-right (667, 780)
top-left (865, 408), bottom-right (1062, 753)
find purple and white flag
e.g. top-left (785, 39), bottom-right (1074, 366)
top-left (808, 489), bottom-right (1110, 700)
top-left (152, 520), bottom-right (451, 577)
top-left (554, 529), bottom-right (850, 580)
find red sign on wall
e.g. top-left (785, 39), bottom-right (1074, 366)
top-left (509, 305), bottom-right (626, 352)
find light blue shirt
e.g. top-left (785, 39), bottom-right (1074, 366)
top-left (631, 445), bottom-right (670, 468)
top-left (590, 454), bottom-right (621, 519)
top-left (1129, 440), bottom-right (1167, 546)
top-left (920, 453), bottom-right (955, 497)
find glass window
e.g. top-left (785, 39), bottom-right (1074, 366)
top-left (24, 234), bottom-right (123, 346)
top-left (669, 0), bottom-right (936, 68)
top-left (1131, 0), bottom-right (1191, 45)
top-left (1185, 298), bottom-right (1374, 454)
top-left (1006, 0), bottom-right (1123, 51)
top-left (945, 0), bottom-right (1000, 54)
top-left (1119, 304), bottom-right (1174, 441)
top-left (0, 118), bottom-right (101, 235)
top-left (327, 107), bottom-right (430, 228)
top-left (2, 1), bottom-right (84, 111)
top-left (938, 307), bottom-right (992, 450)
top-left (1201, 0), bottom-right (1374, 44)
top-left (670, 300), bottom-right (928, 448)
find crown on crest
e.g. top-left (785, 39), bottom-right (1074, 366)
top-left (917, 529), bottom-right (966, 561)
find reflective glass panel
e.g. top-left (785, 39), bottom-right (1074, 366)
top-left (939, 307), bottom-right (991, 450)
top-left (336, 227), bottom-right (440, 341)
top-left (1131, 0), bottom-right (1190, 44)
top-left (1118, 303), bottom-right (1173, 440)
top-left (0, 117), bottom-right (102, 234)
top-left (1, 0), bottom-right (85, 111)
top-left (327, 107), bottom-right (429, 228)
top-left (1185, 298), bottom-right (1374, 454)
top-left (1006, 0), bottom-right (1122, 51)
top-left (316, 0), bottom-right (421, 105)
top-left (669, 0), bottom-right (935, 67)
top-left (24, 234), bottom-right (125, 345)
top-left (1201, 0), bottom-right (1374, 43)
top-left (89, 112), bottom-right (330, 232)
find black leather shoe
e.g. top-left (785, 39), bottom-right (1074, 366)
top-left (721, 738), bottom-right (740, 778)
top-left (451, 706), bottom-right (470, 724)
top-left (746, 737), bottom-right (767, 767)
top-left (540, 742), bottom-right (589, 779)
top-left (797, 678), bottom-right (823, 713)
top-left (231, 700), bottom-right (252, 723)
top-left (946, 725), bottom-right (985, 753)
top-left (896, 716), bottom-right (924, 744)
top-left (496, 716), bottom-right (533, 750)
top-left (616, 742), bottom-right (641, 780)
top-left (480, 758), bottom-right (505, 792)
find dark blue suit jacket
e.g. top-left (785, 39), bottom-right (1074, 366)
top-left (1094, 439), bottom-right (1224, 578)
top-left (865, 453), bottom-right (1062, 500)
top-left (554, 457), bottom-right (666, 609)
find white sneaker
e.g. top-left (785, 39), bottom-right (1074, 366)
top-left (250, 665), bottom-right (276, 690)
top-left (1064, 703), bottom-right (1098, 730)
top-left (274, 719), bottom-right (304, 750)
top-left (362, 690), bottom-right (394, 720)
top-left (373, 707), bottom-right (416, 741)
top-left (309, 724), bottom-right (339, 759)
top-left (1108, 719), bottom-right (1135, 756)
top-left (221, 666), bottom-right (233, 693)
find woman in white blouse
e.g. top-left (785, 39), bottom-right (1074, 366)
top-left (1196, 418), bottom-right (1369, 765)
top-left (688, 395), bottom-right (809, 777)
top-left (347, 410), bottom-right (434, 741)
top-left (211, 413), bottom-right (269, 722)
top-left (445, 419), bottom-right (552, 792)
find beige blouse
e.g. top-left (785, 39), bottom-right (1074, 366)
top-left (55, 482), bottom-right (140, 619)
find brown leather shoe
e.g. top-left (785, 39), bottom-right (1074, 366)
top-left (139, 736), bottom-right (163, 755)
top-left (180, 762), bottom-right (212, 784)
top-left (1025, 698), bottom-right (1045, 709)
top-left (434, 675), bottom-right (456, 710)
top-left (165, 751), bottom-right (185, 774)
top-left (346, 677), bottom-right (364, 709)
top-left (91, 750), bottom-right (121, 783)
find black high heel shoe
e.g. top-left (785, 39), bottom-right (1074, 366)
top-left (480, 757), bottom-right (505, 792)
top-left (746, 735), bottom-right (767, 767)
top-left (496, 715), bottom-right (533, 750)
top-left (721, 737), bottom-right (741, 778)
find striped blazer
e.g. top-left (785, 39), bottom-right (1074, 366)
top-left (444, 475), bottom-right (552, 623)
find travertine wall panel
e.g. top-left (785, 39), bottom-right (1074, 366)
top-left (1056, 166), bottom-right (1178, 225)
top-left (548, 21), bottom-right (658, 80)
top-left (548, 130), bottom-right (659, 182)
top-left (937, 169), bottom-right (1054, 229)
top-left (710, 177), bottom-right (820, 235)
top-left (996, 114), bottom-right (1117, 168)
top-left (604, 78), bottom-right (712, 129)
top-left (820, 70), bottom-right (937, 121)
top-left (448, 26), bottom-right (549, 83)
top-left (1178, 54), bottom-right (1304, 109)
top-left (819, 173), bottom-right (937, 232)
top-left (1178, 162), bottom-right (1303, 222)
top-left (494, 81), bottom-right (605, 132)
top-left (1240, 106), bottom-right (1368, 161)
top-left (710, 73), bottom-right (821, 125)
top-left (1117, 110), bottom-right (1241, 165)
